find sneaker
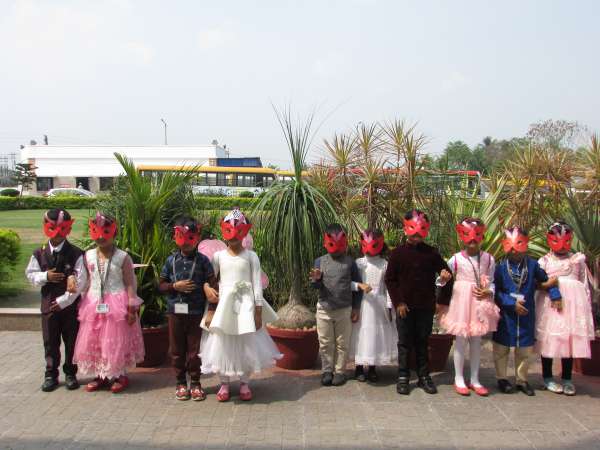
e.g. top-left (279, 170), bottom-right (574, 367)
top-left (396, 376), bottom-right (410, 395)
top-left (367, 366), bottom-right (378, 383)
top-left (321, 372), bottom-right (333, 386)
top-left (65, 375), bottom-right (79, 390)
top-left (110, 376), bottom-right (129, 394)
top-left (417, 376), bottom-right (437, 394)
top-left (543, 378), bottom-right (563, 394)
top-left (239, 383), bottom-right (253, 401)
top-left (176, 384), bottom-right (191, 401)
top-left (354, 366), bottom-right (366, 382)
top-left (190, 383), bottom-right (206, 401)
top-left (562, 381), bottom-right (576, 396)
top-left (332, 373), bottom-right (347, 386)
top-left (86, 377), bottom-right (109, 392)
top-left (497, 379), bottom-right (514, 394)
top-left (41, 377), bottom-right (59, 392)
top-left (516, 382), bottom-right (535, 396)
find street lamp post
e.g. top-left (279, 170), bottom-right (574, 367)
top-left (161, 118), bottom-right (168, 145)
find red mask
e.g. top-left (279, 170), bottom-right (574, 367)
top-left (174, 225), bottom-right (201, 247)
top-left (43, 211), bottom-right (74, 238)
top-left (220, 219), bottom-right (252, 241)
top-left (456, 221), bottom-right (486, 244)
top-left (502, 228), bottom-right (529, 253)
top-left (403, 212), bottom-right (430, 238)
top-left (324, 231), bottom-right (347, 254)
top-left (547, 228), bottom-right (573, 253)
top-left (360, 231), bottom-right (384, 256)
top-left (89, 213), bottom-right (117, 241)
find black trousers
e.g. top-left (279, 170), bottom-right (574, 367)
top-left (396, 308), bottom-right (434, 378)
top-left (41, 305), bottom-right (79, 379)
top-left (541, 356), bottom-right (573, 381)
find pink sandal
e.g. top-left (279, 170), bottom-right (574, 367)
top-left (468, 384), bottom-right (489, 397)
top-left (239, 382), bottom-right (252, 401)
top-left (216, 384), bottom-right (230, 402)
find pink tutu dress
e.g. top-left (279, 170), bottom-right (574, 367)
top-left (440, 251), bottom-right (500, 337)
top-left (74, 248), bottom-right (145, 379)
top-left (535, 252), bottom-right (594, 358)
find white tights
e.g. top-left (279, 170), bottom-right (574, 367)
top-left (453, 336), bottom-right (482, 388)
top-left (219, 374), bottom-right (250, 385)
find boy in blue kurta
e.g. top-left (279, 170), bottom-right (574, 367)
top-left (493, 227), bottom-right (561, 396)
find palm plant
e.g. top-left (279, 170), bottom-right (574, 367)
top-left (253, 108), bottom-right (338, 329)
top-left (97, 153), bottom-right (198, 327)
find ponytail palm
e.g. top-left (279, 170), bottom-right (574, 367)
top-left (253, 108), bottom-right (337, 329)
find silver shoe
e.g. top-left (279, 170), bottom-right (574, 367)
top-left (562, 382), bottom-right (576, 396)
top-left (544, 379), bottom-right (563, 394)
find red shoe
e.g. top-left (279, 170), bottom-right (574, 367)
top-left (454, 384), bottom-right (470, 396)
top-left (175, 384), bottom-right (190, 401)
top-left (216, 384), bottom-right (230, 402)
top-left (239, 383), bottom-right (252, 401)
top-left (468, 384), bottom-right (489, 397)
top-left (110, 376), bottom-right (129, 394)
top-left (190, 384), bottom-right (206, 402)
top-left (86, 377), bottom-right (109, 392)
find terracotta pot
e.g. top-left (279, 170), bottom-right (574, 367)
top-left (267, 325), bottom-right (319, 370)
top-left (139, 325), bottom-right (169, 368)
top-left (409, 333), bottom-right (454, 372)
top-left (573, 337), bottom-right (600, 376)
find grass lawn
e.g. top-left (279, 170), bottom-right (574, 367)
top-left (0, 209), bottom-right (92, 307)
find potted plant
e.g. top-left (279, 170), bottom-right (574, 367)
top-left (98, 154), bottom-right (199, 367)
top-left (253, 108), bottom-right (337, 370)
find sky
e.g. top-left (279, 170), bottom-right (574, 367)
top-left (1, 0), bottom-right (599, 168)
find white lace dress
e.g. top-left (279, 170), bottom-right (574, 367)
top-left (349, 255), bottom-right (398, 366)
top-left (200, 249), bottom-right (281, 377)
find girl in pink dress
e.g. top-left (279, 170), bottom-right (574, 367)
top-left (536, 221), bottom-right (595, 396)
top-left (440, 218), bottom-right (500, 396)
top-left (73, 212), bottom-right (145, 393)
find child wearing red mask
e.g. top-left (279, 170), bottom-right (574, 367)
top-left (438, 218), bottom-right (500, 396)
top-left (73, 212), bottom-right (145, 393)
top-left (535, 221), bottom-right (595, 396)
top-left (159, 216), bottom-right (219, 401)
top-left (310, 223), bottom-right (363, 387)
top-left (200, 209), bottom-right (281, 402)
top-left (25, 208), bottom-right (85, 392)
top-left (349, 229), bottom-right (397, 383)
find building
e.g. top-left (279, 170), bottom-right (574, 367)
top-left (19, 144), bottom-right (232, 194)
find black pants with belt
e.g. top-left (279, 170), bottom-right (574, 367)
top-left (396, 308), bottom-right (434, 379)
top-left (41, 304), bottom-right (79, 379)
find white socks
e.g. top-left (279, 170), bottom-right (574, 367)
top-left (219, 373), bottom-right (250, 385)
top-left (453, 336), bottom-right (482, 388)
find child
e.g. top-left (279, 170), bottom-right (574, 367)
top-left (536, 221), bottom-right (595, 396)
top-left (493, 226), bottom-right (561, 396)
top-left (200, 209), bottom-right (281, 402)
top-left (310, 223), bottom-right (363, 387)
top-left (439, 218), bottom-right (500, 396)
top-left (25, 208), bottom-right (85, 392)
top-left (73, 212), bottom-right (145, 393)
top-left (350, 229), bottom-right (398, 383)
top-left (385, 210), bottom-right (453, 395)
top-left (159, 216), bottom-right (219, 401)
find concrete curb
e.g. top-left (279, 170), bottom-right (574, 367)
top-left (0, 308), bottom-right (41, 331)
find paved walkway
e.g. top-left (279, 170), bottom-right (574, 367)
top-left (0, 331), bottom-right (599, 450)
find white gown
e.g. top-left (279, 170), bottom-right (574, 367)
top-left (200, 249), bottom-right (281, 377)
top-left (349, 255), bottom-right (398, 366)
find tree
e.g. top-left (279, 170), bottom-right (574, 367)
top-left (526, 119), bottom-right (587, 150)
top-left (12, 163), bottom-right (37, 197)
top-left (438, 140), bottom-right (472, 171)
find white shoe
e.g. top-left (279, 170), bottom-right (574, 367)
top-left (543, 378), bottom-right (563, 394)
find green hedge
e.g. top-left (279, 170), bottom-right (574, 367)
top-left (195, 196), bottom-right (258, 210)
top-left (0, 188), bottom-right (19, 197)
top-left (0, 229), bottom-right (20, 282)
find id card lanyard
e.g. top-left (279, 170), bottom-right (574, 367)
top-left (506, 258), bottom-right (528, 347)
top-left (462, 251), bottom-right (481, 289)
top-left (96, 248), bottom-right (113, 314)
top-left (173, 253), bottom-right (197, 309)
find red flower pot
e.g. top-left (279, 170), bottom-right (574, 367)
top-left (574, 337), bottom-right (600, 376)
top-left (409, 333), bottom-right (454, 372)
top-left (267, 325), bottom-right (319, 370)
top-left (139, 325), bottom-right (169, 368)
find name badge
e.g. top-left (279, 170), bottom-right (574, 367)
top-left (96, 303), bottom-right (109, 314)
top-left (510, 293), bottom-right (525, 303)
top-left (174, 303), bottom-right (189, 314)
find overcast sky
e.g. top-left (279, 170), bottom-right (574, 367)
top-left (1, 0), bottom-right (598, 167)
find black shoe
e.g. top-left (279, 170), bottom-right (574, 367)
top-left (355, 366), bottom-right (366, 382)
top-left (367, 366), bottom-right (378, 383)
top-left (396, 376), bottom-right (410, 395)
top-left (321, 372), bottom-right (333, 386)
top-left (41, 377), bottom-right (59, 392)
top-left (65, 375), bottom-right (80, 390)
top-left (332, 373), bottom-right (347, 386)
top-left (417, 376), bottom-right (438, 394)
top-left (516, 382), bottom-right (535, 396)
top-left (497, 379), bottom-right (514, 394)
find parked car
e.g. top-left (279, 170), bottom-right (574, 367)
top-left (45, 188), bottom-right (95, 197)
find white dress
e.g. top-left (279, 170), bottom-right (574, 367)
top-left (200, 249), bottom-right (281, 377)
top-left (349, 255), bottom-right (398, 366)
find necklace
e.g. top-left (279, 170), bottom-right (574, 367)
top-left (506, 258), bottom-right (528, 292)
top-left (462, 251), bottom-right (481, 289)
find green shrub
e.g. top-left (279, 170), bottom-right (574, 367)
top-left (238, 191), bottom-right (255, 198)
top-left (0, 195), bottom-right (97, 210)
top-left (194, 196), bottom-right (259, 211)
top-left (0, 229), bottom-right (20, 282)
top-left (0, 188), bottom-right (19, 197)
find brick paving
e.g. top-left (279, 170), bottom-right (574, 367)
top-left (0, 331), bottom-right (599, 449)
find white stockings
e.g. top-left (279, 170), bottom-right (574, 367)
top-left (453, 336), bottom-right (482, 388)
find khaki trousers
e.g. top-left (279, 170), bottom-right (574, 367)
top-left (493, 342), bottom-right (533, 384)
top-left (316, 305), bottom-right (352, 374)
